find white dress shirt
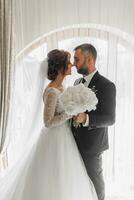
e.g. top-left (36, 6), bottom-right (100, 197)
top-left (81, 69), bottom-right (97, 127)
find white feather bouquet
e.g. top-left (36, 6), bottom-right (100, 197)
top-left (59, 83), bottom-right (98, 116)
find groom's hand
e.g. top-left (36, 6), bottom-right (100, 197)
top-left (73, 113), bottom-right (87, 124)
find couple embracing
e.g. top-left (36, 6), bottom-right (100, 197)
top-left (5, 43), bottom-right (116, 200)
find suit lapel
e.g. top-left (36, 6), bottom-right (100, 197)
top-left (88, 71), bottom-right (100, 88)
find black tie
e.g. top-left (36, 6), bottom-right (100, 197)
top-left (81, 78), bottom-right (86, 84)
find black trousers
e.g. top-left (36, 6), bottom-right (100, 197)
top-left (80, 151), bottom-right (105, 200)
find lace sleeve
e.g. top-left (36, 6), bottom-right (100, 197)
top-left (43, 88), bottom-right (72, 128)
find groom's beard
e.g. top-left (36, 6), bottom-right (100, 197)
top-left (77, 64), bottom-right (89, 76)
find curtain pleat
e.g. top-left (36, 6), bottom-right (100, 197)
top-left (0, 0), bottom-right (15, 169)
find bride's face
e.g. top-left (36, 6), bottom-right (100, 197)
top-left (65, 62), bottom-right (73, 76)
top-left (64, 53), bottom-right (73, 76)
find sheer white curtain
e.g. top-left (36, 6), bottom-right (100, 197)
top-left (15, 0), bottom-right (134, 55)
top-left (0, 0), bottom-right (134, 199)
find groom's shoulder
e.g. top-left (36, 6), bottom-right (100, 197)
top-left (98, 73), bottom-right (116, 92)
top-left (73, 77), bottom-right (82, 86)
top-left (98, 73), bottom-right (115, 86)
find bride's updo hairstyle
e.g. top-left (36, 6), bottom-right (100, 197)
top-left (47, 49), bottom-right (69, 81)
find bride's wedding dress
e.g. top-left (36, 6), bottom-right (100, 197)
top-left (2, 87), bottom-right (98, 200)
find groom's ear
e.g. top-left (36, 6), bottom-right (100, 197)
top-left (87, 55), bottom-right (94, 65)
top-left (85, 56), bottom-right (90, 66)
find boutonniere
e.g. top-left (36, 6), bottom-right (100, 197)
top-left (91, 85), bottom-right (98, 94)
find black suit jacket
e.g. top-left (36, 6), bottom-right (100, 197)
top-left (71, 71), bottom-right (116, 155)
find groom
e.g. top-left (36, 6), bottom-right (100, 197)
top-left (71, 43), bottom-right (116, 200)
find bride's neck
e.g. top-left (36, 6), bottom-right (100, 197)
top-left (51, 75), bottom-right (64, 88)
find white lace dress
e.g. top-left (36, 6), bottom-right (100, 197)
top-left (7, 87), bottom-right (98, 200)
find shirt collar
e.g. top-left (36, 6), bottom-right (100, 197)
top-left (84, 69), bottom-right (97, 84)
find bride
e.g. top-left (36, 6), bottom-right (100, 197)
top-left (2, 49), bottom-right (98, 200)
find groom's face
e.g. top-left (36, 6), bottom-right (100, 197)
top-left (74, 49), bottom-right (89, 75)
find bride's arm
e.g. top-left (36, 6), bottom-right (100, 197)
top-left (43, 90), bottom-right (72, 128)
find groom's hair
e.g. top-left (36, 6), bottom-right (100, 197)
top-left (74, 43), bottom-right (97, 61)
